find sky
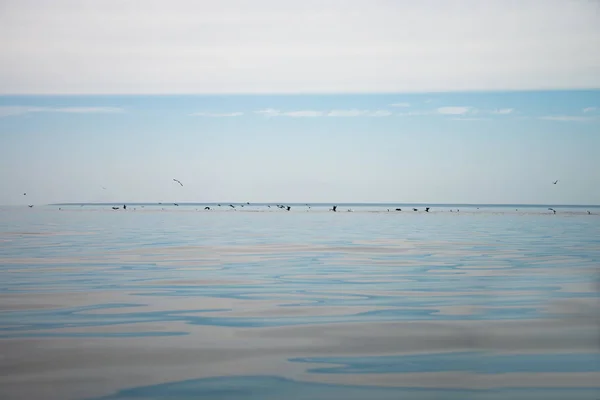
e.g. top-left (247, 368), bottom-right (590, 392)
top-left (0, 0), bottom-right (599, 205)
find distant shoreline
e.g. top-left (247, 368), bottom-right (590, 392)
top-left (44, 202), bottom-right (600, 208)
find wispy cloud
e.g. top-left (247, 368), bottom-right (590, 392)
top-left (389, 103), bottom-right (410, 108)
top-left (583, 107), bottom-right (598, 113)
top-left (189, 112), bottom-right (244, 117)
top-left (538, 115), bottom-right (597, 122)
top-left (396, 110), bottom-right (435, 116)
top-left (254, 108), bottom-right (323, 117)
top-left (451, 117), bottom-right (490, 121)
top-left (436, 106), bottom-right (473, 115)
top-left (255, 108), bottom-right (392, 117)
top-left (491, 108), bottom-right (515, 114)
top-left (0, 106), bottom-right (124, 117)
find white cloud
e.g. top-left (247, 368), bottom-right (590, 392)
top-left (254, 109), bottom-right (323, 117)
top-left (583, 107), bottom-right (598, 113)
top-left (396, 110), bottom-right (436, 116)
top-left (1, 0), bottom-right (599, 94)
top-left (389, 103), bottom-right (410, 107)
top-left (254, 108), bottom-right (392, 117)
top-left (437, 106), bottom-right (473, 115)
top-left (538, 115), bottom-right (596, 122)
top-left (255, 108), bottom-right (280, 117)
top-left (190, 112), bottom-right (243, 117)
top-left (283, 110), bottom-right (324, 117)
top-left (451, 117), bottom-right (489, 121)
top-left (491, 108), bottom-right (515, 114)
top-left (0, 106), bottom-right (124, 117)
top-left (327, 109), bottom-right (392, 117)
top-left (366, 110), bottom-right (392, 117)
top-left (327, 109), bottom-right (365, 117)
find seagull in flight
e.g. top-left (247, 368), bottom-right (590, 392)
top-left (553, 180), bottom-right (558, 184)
top-left (173, 179), bottom-right (184, 187)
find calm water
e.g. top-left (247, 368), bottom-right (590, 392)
top-left (1, 204), bottom-right (599, 399)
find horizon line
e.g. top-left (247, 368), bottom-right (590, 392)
top-left (33, 202), bottom-right (600, 207)
top-left (2, 88), bottom-right (600, 98)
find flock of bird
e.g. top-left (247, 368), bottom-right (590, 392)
top-left (21, 178), bottom-right (593, 215)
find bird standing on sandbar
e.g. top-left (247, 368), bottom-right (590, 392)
top-left (332, 205), bottom-right (337, 212)
top-left (173, 179), bottom-right (183, 186)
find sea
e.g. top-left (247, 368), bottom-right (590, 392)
top-left (1, 203), bottom-right (599, 400)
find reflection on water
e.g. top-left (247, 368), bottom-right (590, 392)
top-left (0, 205), bottom-right (599, 399)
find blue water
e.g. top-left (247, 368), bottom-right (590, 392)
top-left (0, 204), bottom-right (599, 399)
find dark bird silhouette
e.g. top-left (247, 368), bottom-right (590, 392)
top-left (174, 203), bottom-right (179, 206)
top-left (23, 193), bottom-right (26, 196)
top-left (395, 208), bottom-right (402, 211)
top-left (548, 208), bottom-right (556, 214)
top-left (112, 206), bottom-right (119, 210)
top-left (425, 207), bottom-right (430, 212)
top-left (173, 179), bottom-right (183, 186)
top-left (218, 204), bottom-right (221, 207)
top-left (229, 204), bottom-right (235, 208)
top-left (286, 206), bottom-right (291, 211)
top-left (588, 211), bottom-right (591, 215)
top-left (553, 180), bottom-right (558, 184)
top-left (247, 202), bottom-right (250, 205)
top-left (205, 206), bottom-right (210, 210)
top-left (332, 205), bottom-right (337, 212)
top-left (28, 205), bottom-right (33, 208)
top-left (413, 208), bottom-right (418, 211)
top-left (123, 204), bottom-right (127, 210)
top-left (268, 205), bottom-right (271, 208)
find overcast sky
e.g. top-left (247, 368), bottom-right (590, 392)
top-left (0, 0), bottom-right (599, 205)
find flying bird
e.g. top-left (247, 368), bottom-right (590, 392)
top-left (205, 206), bottom-right (211, 210)
top-left (553, 180), bottom-right (558, 184)
top-left (173, 179), bottom-right (183, 186)
top-left (28, 205), bottom-right (33, 208)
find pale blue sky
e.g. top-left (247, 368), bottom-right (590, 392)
top-left (1, 0), bottom-right (599, 205)
top-left (1, 91), bottom-right (599, 205)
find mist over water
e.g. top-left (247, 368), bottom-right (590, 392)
top-left (1, 205), bottom-right (599, 399)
